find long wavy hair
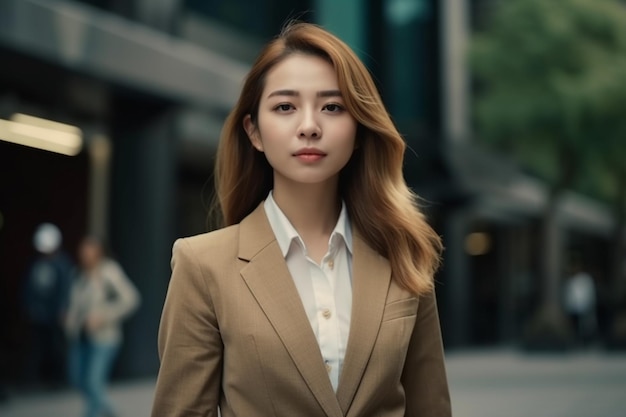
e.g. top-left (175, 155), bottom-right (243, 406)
top-left (213, 22), bottom-right (442, 296)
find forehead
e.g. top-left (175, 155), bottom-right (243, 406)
top-left (80, 240), bottom-right (100, 250)
top-left (263, 53), bottom-right (339, 94)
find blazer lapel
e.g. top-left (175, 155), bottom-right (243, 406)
top-left (238, 204), bottom-right (343, 417)
top-left (336, 232), bottom-right (391, 414)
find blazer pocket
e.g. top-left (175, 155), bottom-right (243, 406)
top-left (382, 298), bottom-right (419, 322)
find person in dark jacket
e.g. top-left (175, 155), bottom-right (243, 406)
top-left (22, 222), bottom-right (73, 387)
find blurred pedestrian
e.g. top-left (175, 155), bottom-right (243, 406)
top-left (21, 222), bottom-right (73, 388)
top-left (563, 260), bottom-right (597, 347)
top-left (152, 22), bottom-right (450, 417)
top-left (65, 236), bottom-right (140, 417)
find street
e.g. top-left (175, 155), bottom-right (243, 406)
top-left (1, 349), bottom-right (624, 417)
top-left (445, 349), bottom-right (626, 417)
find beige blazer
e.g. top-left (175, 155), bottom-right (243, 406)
top-left (152, 204), bottom-right (451, 417)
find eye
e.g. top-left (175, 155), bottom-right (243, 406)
top-left (323, 103), bottom-right (344, 113)
top-left (274, 103), bottom-right (294, 112)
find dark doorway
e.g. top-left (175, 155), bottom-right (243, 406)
top-left (0, 140), bottom-right (88, 383)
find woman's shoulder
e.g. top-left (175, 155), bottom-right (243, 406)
top-left (170, 225), bottom-right (242, 276)
top-left (174, 224), bottom-right (240, 255)
top-left (99, 258), bottom-right (131, 283)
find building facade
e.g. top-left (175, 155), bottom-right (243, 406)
top-left (0, 0), bottom-right (619, 384)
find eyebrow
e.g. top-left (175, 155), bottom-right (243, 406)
top-left (267, 89), bottom-right (342, 98)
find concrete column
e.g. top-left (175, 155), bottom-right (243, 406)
top-left (109, 108), bottom-right (178, 377)
top-left (87, 134), bottom-right (112, 240)
top-left (498, 226), bottom-right (521, 344)
top-left (440, 0), bottom-right (470, 143)
top-left (441, 208), bottom-right (472, 347)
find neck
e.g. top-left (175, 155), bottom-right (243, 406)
top-left (272, 180), bottom-right (341, 239)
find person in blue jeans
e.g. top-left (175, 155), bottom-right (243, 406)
top-left (65, 236), bottom-right (140, 417)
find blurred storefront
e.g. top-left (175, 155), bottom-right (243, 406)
top-left (0, 0), bottom-right (258, 381)
top-left (0, 0), bottom-right (621, 387)
top-left (432, 0), bottom-right (618, 348)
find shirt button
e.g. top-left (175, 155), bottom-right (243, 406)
top-left (322, 309), bottom-right (332, 319)
top-left (328, 259), bottom-right (334, 270)
top-left (325, 362), bottom-right (332, 373)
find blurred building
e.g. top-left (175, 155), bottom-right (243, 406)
top-left (0, 0), bottom-right (619, 384)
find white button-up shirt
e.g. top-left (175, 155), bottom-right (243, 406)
top-left (264, 192), bottom-right (353, 391)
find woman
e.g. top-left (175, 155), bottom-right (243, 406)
top-left (152, 22), bottom-right (451, 417)
top-left (65, 236), bottom-right (140, 417)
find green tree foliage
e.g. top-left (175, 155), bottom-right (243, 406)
top-left (471, 0), bottom-right (626, 203)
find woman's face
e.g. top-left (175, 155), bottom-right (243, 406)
top-left (245, 53), bottom-right (357, 190)
top-left (78, 240), bottom-right (102, 270)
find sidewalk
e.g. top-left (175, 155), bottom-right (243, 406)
top-left (0, 378), bottom-right (155, 417)
top-left (1, 349), bottom-right (625, 417)
top-left (446, 349), bottom-right (626, 417)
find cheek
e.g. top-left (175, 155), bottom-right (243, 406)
top-left (340, 122), bottom-right (358, 151)
top-left (255, 127), bottom-right (287, 153)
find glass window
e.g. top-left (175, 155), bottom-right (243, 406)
top-left (184, 0), bottom-right (313, 39)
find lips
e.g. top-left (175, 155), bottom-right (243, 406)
top-left (293, 148), bottom-right (326, 156)
top-left (293, 148), bottom-right (326, 163)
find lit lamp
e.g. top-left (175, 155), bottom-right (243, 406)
top-left (0, 113), bottom-right (83, 156)
top-left (464, 232), bottom-right (492, 256)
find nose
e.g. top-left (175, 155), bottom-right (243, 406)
top-left (297, 109), bottom-right (321, 139)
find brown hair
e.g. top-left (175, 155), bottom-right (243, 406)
top-left (213, 22), bottom-right (442, 296)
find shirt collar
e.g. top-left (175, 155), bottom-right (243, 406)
top-left (263, 191), bottom-right (353, 258)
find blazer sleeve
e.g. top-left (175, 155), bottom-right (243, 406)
top-left (401, 290), bottom-right (452, 417)
top-left (151, 238), bottom-right (223, 417)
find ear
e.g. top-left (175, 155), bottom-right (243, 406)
top-left (243, 115), bottom-right (263, 152)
